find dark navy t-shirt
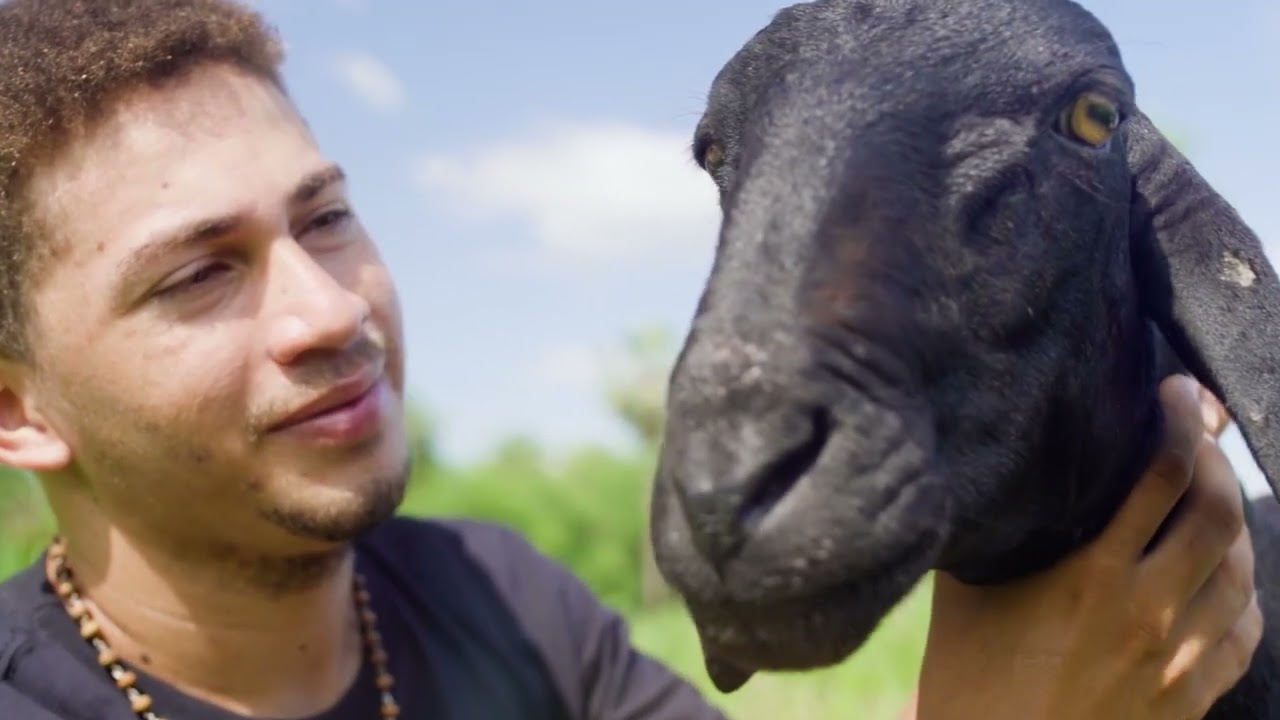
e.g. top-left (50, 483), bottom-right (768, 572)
top-left (0, 516), bottom-right (728, 720)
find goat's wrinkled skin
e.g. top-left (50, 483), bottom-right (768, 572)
top-left (648, 1), bottom-right (1280, 716)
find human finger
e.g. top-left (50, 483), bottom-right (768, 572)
top-left (1097, 375), bottom-right (1204, 557)
top-left (1140, 436), bottom-right (1244, 608)
top-left (1159, 526), bottom-right (1255, 687)
top-left (1160, 592), bottom-right (1262, 720)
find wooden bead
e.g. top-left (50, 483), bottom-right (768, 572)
top-left (114, 669), bottom-right (137, 689)
top-left (67, 598), bottom-right (87, 620)
top-left (44, 541), bottom-right (399, 720)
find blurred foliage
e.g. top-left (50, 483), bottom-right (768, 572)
top-left (0, 467), bottom-right (52, 573)
top-left (601, 325), bottom-right (675, 449)
top-left (599, 324), bottom-right (679, 606)
top-left (400, 436), bottom-right (657, 613)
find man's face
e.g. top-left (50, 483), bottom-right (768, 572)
top-left (20, 63), bottom-right (409, 555)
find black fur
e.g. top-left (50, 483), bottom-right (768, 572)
top-left (647, 0), bottom-right (1280, 715)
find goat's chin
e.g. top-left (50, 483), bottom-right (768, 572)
top-left (651, 470), bottom-right (951, 693)
top-left (683, 534), bottom-right (940, 692)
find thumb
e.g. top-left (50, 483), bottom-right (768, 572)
top-left (1198, 386), bottom-right (1230, 439)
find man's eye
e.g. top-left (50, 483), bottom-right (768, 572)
top-left (156, 262), bottom-right (230, 297)
top-left (306, 207), bottom-right (352, 233)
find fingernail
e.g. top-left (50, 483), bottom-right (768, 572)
top-left (1201, 400), bottom-right (1217, 434)
top-left (1165, 375), bottom-right (1200, 414)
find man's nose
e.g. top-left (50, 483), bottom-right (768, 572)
top-left (265, 241), bottom-right (370, 364)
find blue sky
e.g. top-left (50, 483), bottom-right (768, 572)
top-left (249, 0), bottom-right (1277, 496)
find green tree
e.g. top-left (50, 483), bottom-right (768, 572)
top-left (601, 325), bottom-right (679, 607)
top-left (602, 325), bottom-right (674, 449)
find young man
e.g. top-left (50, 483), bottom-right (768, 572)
top-left (0, 2), bottom-right (1259, 719)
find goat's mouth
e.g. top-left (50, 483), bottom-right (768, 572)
top-left (650, 410), bottom-right (950, 692)
top-left (682, 527), bottom-right (941, 692)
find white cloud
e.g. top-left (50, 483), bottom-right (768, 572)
top-left (534, 341), bottom-right (603, 389)
top-left (412, 122), bottom-right (721, 266)
top-left (330, 51), bottom-right (404, 114)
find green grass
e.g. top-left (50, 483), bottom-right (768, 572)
top-left (628, 579), bottom-right (931, 720)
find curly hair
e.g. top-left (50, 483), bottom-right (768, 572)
top-left (0, 0), bottom-right (286, 361)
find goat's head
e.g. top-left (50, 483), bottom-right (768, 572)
top-left (650, 0), bottom-right (1280, 692)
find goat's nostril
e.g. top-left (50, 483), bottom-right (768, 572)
top-left (675, 407), bottom-right (834, 570)
top-left (736, 407), bottom-right (832, 532)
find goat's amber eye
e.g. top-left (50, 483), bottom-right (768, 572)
top-left (703, 142), bottom-right (726, 173)
top-left (1063, 92), bottom-right (1121, 147)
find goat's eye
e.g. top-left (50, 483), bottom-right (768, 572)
top-left (703, 142), bottom-right (726, 173)
top-left (1060, 92), bottom-right (1121, 148)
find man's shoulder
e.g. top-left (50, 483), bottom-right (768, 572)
top-left (360, 514), bottom-right (581, 601)
top-left (365, 513), bottom-right (538, 555)
top-left (0, 559), bottom-right (134, 720)
top-left (361, 516), bottom-right (603, 717)
top-left (363, 518), bottom-right (729, 719)
top-left (0, 556), bottom-right (53, 625)
top-left (0, 557), bottom-right (44, 665)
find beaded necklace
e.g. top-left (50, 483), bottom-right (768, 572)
top-left (43, 537), bottom-right (400, 719)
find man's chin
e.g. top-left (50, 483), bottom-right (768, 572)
top-left (260, 461), bottom-right (410, 544)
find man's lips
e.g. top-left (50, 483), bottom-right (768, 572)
top-left (267, 368), bottom-right (388, 444)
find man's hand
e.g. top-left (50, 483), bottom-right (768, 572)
top-left (911, 375), bottom-right (1261, 720)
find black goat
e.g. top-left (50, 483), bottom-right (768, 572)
top-left (648, 1), bottom-right (1280, 716)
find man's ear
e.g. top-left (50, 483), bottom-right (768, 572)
top-left (0, 361), bottom-right (71, 472)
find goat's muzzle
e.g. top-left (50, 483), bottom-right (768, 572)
top-left (650, 338), bottom-right (951, 688)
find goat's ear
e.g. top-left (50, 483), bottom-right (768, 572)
top-left (1128, 110), bottom-right (1280, 502)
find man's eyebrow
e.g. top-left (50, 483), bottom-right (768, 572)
top-left (113, 163), bottom-right (349, 304)
top-left (292, 164), bottom-right (346, 205)
top-left (114, 214), bottom-right (243, 303)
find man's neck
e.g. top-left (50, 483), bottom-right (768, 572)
top-left (55, 524), bottom-right (365, 718)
